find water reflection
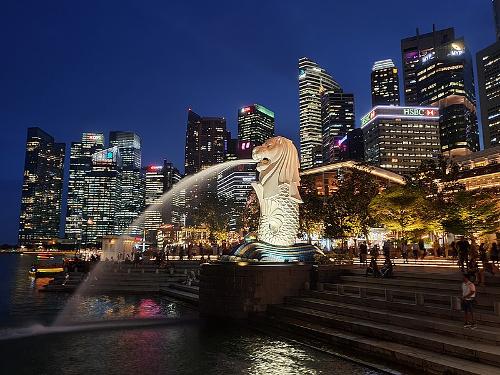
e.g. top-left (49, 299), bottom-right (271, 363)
top-left (0, 254), bottom-right (381, 375)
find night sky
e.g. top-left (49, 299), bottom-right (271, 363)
top-left (0, 0), bottom-right (492, 244)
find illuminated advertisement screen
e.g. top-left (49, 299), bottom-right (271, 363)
top-left (361, 106), bottom-right (439, 127)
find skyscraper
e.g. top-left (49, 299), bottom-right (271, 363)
top-left (416, 38), bottom-right (480, 155)
top-left (361, 106), bottom-right (441, 174)
top-left (371, 59), bottom-right (400, 107)
top-left (82, 147), bottom-right (122, 244)
top-left (184, 109), bottom-right (227, 175)
top-left (143, 165), bottom-right (164, 244)
top-left (401, 27), bottom-right (455, 105)
top-left (161, 160), bottom-right (183, 226)
top-left (109, 131), bottom-right (143, 233)
top-left (477, 42), bottom-right (500, 149)
top-left (237, 104), bottom-right (275, 146)
top-left (321, 91), bottom-right (355, 163)
top-left (65, 132), bottom-right (105, 242)
top-left (298, 57), bottom-right (341, 170)
top-left (19, 127), bottom-right (65, 245)
top-left (477, 2), bottom-right (500, 149)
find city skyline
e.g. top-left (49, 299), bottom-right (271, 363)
top-left (0, 1), bottom-right (493, 244)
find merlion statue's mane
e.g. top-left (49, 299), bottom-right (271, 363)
top-left (259, 137), bottom-right (302, 202)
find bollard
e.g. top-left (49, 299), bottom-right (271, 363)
top-left (385, 289), bottom-right (393, 302)
top-left (141, 268), bottom-right (144, 274)
top-left (155, 268), bottom-right (159, 274)
top-left (338, 285), bottom-right (344, 295)
top-left (359, 287), bottom-right (367, 298)
top-left (494, 301), bottom-right (500, 316)
top-left (415, 293), bottom-right (424, 306)
top-left (451, 296), bottom-right (462, 311)
top-left (304, 281), bottom-right (310, 291)
top-left (317, 282), bottom-right (324, 292)
top-left (127, 268), bottom-right (131, 274)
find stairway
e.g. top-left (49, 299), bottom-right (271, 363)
top-left (160, 281), bottom-right (199, 304)
top-left (258, 266), bottom-right (500, 374)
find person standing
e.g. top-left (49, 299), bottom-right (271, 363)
top-left (359, 242), bottom-right (368, 267)
top-left (461, 274), bottom-right (476, 328)
top-left (457, 238), bottom-right (470, 272)
top-left (401, 241), bottom-right (409, 264)
top-left (412, 242), bottom-right (419, 263)
top-left (491, 242), bottom-right (499, 265)
top-left (418, 239), bottom-right (426, 259)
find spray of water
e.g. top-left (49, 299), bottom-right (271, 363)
top-left (0, 317), bottom-right (198, 341)
top-left (55, 159), bottom-right (255, 326)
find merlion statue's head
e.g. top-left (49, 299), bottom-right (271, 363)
top-left (252, 136), bottom-right (302, 203)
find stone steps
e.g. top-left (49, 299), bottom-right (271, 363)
top-left (268, 304), bottom-right (500, 367)
top-left (160, 283), bottom-right (199, 304)
top-left (285, 296), bottom-right (500, 344)
top-left (348, 269), bottom-right (500, 285)
top-left (256, 314), bottom-right (500, 375)
top-left (339, 275), bottom-right (500, 295)
top-left (306, 290), bottom-right (500, 327)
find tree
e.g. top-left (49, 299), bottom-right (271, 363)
top-left (369, 185), bottom-right (435, 241)
top-left (323, 169), bottom-right (380, 246)
top-left (442, 189), bottom-right (500, 240)
top-left (191, 190), bottom-right (234, 242)
top-left (299, 175), bottom-right (324, 243)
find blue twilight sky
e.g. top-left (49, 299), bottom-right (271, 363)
top-left (0, 0), bottom-right (493, 244)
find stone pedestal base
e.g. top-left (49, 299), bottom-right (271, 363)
top-left (199, 262), bottom-right (312, 319)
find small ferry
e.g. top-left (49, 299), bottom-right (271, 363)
top-left (29, 253), bottom-right (65, 277)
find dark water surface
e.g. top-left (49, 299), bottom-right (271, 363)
top-left (0, 254), bottom-right (381, 375)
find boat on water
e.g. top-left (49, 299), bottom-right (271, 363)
top-left (29, 253), bottom-right (65, 277)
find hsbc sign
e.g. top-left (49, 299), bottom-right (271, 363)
top-left (361, 106), bottom-right (439, 127)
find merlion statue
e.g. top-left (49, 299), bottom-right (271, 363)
top-left (251, 136), bottom-right (302, 246)
top-left (228, 136), bottom-right (321, 262)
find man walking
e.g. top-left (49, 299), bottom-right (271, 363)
top-left (462, 274), bottom-right (476, 329)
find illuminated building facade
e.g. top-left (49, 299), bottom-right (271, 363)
top-left (19, 127), bottom-right (65, 245)
top-left (477, 41), bottom-right (500, 149)
top-left (416, 38), bottom-right (479, 155)
top-left (217, 167), bottom-right (256, 230)
top-left (401, 27), bottom-right (455, 105)
top-left (82, 147), bottom-right (122, 244)
top-left (109, 131), bottom-right (144, 234)
top-left (65, 132), bottom-right (105, 242)
top-left (361, 106), bottom-right (441, 175)
top-left (477, 4), bottom-right (500, 149)
top-left (321, 91), bottom-right (355, 163)
top-left (371, 59), bottom-right (400, 106)
top-left (162, 161), bottom-right (183, 227)
top-left (184, 110), bottom-right (227, 175)
top-left (144, 165), bottom-right (164, 244)
top-left (298, 57), bottom-right (341, 169)
top-left (238, 104), bottom-right (275, 147)
top-left (452, 145), bottom-right (500, 191)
